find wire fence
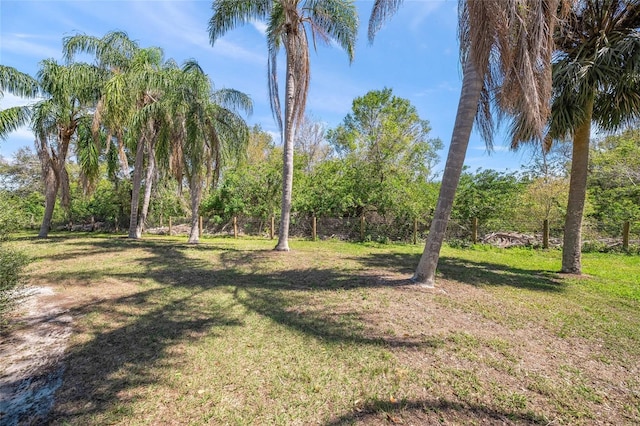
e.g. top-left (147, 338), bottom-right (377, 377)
top-left (140, 213), bottom-right (639, 251)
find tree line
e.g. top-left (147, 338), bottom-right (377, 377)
top-left (2, 114), bottom-right (639, 242)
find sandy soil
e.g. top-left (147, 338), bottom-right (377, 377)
top-left (0, 286), bottom-right (74, 425)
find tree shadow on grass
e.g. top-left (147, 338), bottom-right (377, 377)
top-left (46, 288), bottom-right (243, 424)
top-left (16, 238), bottom-right (423, 423)
top-left (15, 237), bottom-right (565, 423)
top-left (355, 251), bottom-right (565, 293)
top-left (325, 397), bottom-right (548, 425)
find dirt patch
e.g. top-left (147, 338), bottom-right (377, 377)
top-left (0, 287), bottom-right (74, 425)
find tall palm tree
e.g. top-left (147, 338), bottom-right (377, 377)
top-left (64, 32), bottom-right (172, 239)
top-left (546, 0), bottom-right (640, 274)
top-left (162, 61), bottom-right (252, 243)
top-left (30, 59), bottom-right (104, 237)
top-left (63, 31), bottom-right (139, 179)
top-left (369, 0), bottom-right (567, 287)
top-left (209, 0), bottom-right (358, 251)
top-left (0, 65), bottom-right (39, 139)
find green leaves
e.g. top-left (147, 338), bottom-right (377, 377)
top-left (0, 106), bottom-right (31, 140)
top-left (550, 0), bottom-right (640, 140)
top-left (0, 65), bottom-right (39, 99)
top-left (322, 88), bottom-right (442, 218)
top-left (588, 129), bottom-right (640, 234)
top-left (208, 0), bottom-right (272, 44)
top-left (307, 0), bottom-right (358, 60)
top-left (452, 169), bottom-right (524, 229)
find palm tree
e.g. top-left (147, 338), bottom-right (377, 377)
top-left (63, 31), bottom-right (139, 179)
top-left (0, 65), bottom-right (39, 139)
top-left (546, 0), bottom-right (640, 274)
top-left (64, 32), bottom-right (172, 238)
top-left (30, 59), bottom-right (104, 237)
top-left (209, 0), bottom-right (358, 251)
top-left (369, 0), bottom-right (568, 287)
top-left (162, 61), bottom-right (252, 243)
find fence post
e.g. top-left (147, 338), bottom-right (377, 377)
top-left (472, 217), bottom-right (478, 244)
top-left (270, 216), bottom-right (275, 240)
top-left (360, 214), bottom-right (365, 241)
top-left (160, 213), bottom-right (163, 228)
top-left (623, 221), bottom-right (630, 251)
top-left (312, 215), bottom-right (317, 241)
top-left (233, 216), bottom-right (238, 239)
top-left (413, 218), bottom-right (418, 245)
top-left (543, 219), bottom-right (549, 249)
top-left (169, 217), bottom-right (172, 236)
top-left (199, 216), bottom-right (203, 238)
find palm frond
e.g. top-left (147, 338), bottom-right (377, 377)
top-left (209, 0), bottom-right (272, 44)
top-left (461, 0), bottom-right (567, 148)
top-left (0, 106), bottom-right (32, 140)
top-left (211, 88), bottom-right (253, 116)
top-left (75, 118), bottom-right (101, 194)
top-left (0, 65), bottom-right (39, 98)
top-left (367, 0), bottom-right (404, 43)
top-left (267, 48), bottom-right (283, 135)
top-left (307, 0), bottom-right (358, 60)
top-left (63, 31), bottom-right (139, 71)
top-left (547, 0), bottom-right (640, 143)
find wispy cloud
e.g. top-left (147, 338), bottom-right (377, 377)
top-left (409, 1), bottom-right (446, 32)
top-left (251, 20), bottom-right (268, 36)
top-left (415, 81), bottom-right (460, 96)
top-left (0, 33), bottom-right (61, 61)
top-left (0, 126), bottom-right (35, 159)
top-left (7, 126), bottom-right (34, 142)
top-left (0, 94), bottom-right (39, 155)
top-left (0, 93), bottom-right (39, 109)
top-left (127, 1), bottom-right (265, 64)
top-left (210, 39), bottom-right (265, 64)
top-left (481, 145), bottom-right (512, 153)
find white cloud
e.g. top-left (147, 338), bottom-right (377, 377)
top-left (0, 95), bottom-right (40, 158)
top-left (267, 130), bottom-right (282, 144)
top-left (0, 33), bottom-right (60, 61)
top-left (251, 20), bottom-right (268, 36)
top-left (0, 93), bottom-right (37, 109)
top-left (7, 126), bottom-right (34, 142)
top-left (409, 1), bottom-right (446, 32)
top-left (210, 39), bottom-right (265, 64)
top-left (127, 1), bottom-right (265, 65)
top-left (415, 81), bottom-right (460, 96)
top-left (307, 90), bottom-right (353, 119)
top-left (0, 126), bottom-right (35, 159)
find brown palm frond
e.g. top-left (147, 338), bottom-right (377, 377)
top-left (268, 48), bottom-right (283, 135)
top-left (290, 28), bottom-right (311, 132)
top-left (461, 0), bottom-right (571, 149)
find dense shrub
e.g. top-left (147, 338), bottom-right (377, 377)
top-left (0, 246), bottom-right (30, 325)
top-left (0, 192), bottom-right (32, 324)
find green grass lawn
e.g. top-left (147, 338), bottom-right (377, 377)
top-left (7, 234), bottom-right (640, 425)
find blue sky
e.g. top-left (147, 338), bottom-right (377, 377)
top-left (0, 0), bottom-right (540, 173)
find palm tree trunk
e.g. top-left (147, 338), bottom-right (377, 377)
top-left (274, 41), bottom-right (296, 252)
top-left (136, 143), bottom-right (156, 238)
top-left (561, 98), bottom-right (593, 274)
top-left (128, 137), bottom-right (146, 239)
top-left (37, 133), bottom-right (72, 238)
top-left (116, 133), bottom-right (130, 178)
top-left (413, 60), bottom-right (483, 287)
top-left (187, 175), bottom-right (203, 244)
top-left (38, 168), bottom-right (58, 238)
